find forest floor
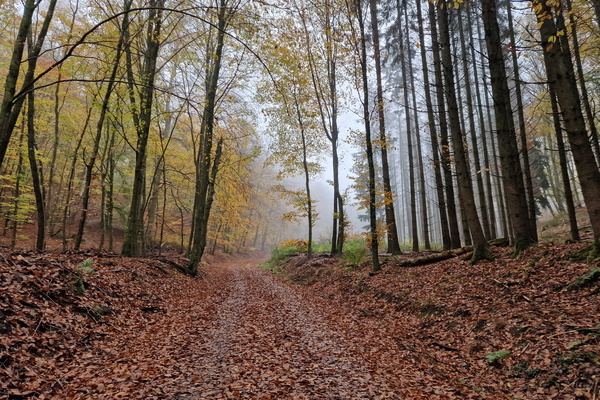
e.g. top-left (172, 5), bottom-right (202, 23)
top-left (0, 243), bottom-right (599, 399)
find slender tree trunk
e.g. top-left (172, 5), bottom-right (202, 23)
top-left (416, 0), bottom-right (450, 250)
top-left (122, 0), bottom-right (165, 257)
top-left (397, 0), bottom-right (418, 252)
top-left (25, 34), bottom-right (46, 251)
top-left (482, 0), bottom-right (535, 252)
top-left (189, 0), bottom-right (230, 274)
top-left (566, 0), bottom-right (600, 167)
top-left (550, 86), bottom-right (579, 241)
top-left (534, 0), bottom-right (600, 240)
top-left (26, 91), bottom-right (45, 251)
top-left (458, 7), bottom-right (490, 240)
top-left (11, 132), bottom-right (25, 249)
top-left (429, 1), bottom-right (461, 249)
top-left (370, 0), bottom-right (401, 254)
top-left (404, 2), bottom-right (430, 250)
top-left (468, 6), bottom-right (497, 239)
top-left (438, 0), bottom-right (488, 260)
top-left (355, 0), bottom-right (380, 270)
top-left (505, 0), bottom-right (538, 239)
top-left (297, 106), bottom-right (314, 259)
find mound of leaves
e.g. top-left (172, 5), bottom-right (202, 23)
top-left (281, 243), bottom-right (600, 400)
top-left (0, 249), bottom-right (191, 398)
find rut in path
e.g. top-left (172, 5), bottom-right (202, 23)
top-left (55, 262), bottom-right (458, 400)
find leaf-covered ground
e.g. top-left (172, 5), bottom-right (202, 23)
top-left (0, 244), bottom-right (598, 399)
top-left (280, 243), bottom-right (600, 399)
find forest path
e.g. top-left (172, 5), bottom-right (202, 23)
top-left (56, 261), bottom-right (458, 399)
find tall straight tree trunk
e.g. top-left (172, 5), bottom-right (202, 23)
top-left (550, 86), bottom-right (579, 241)
top-left (404, 2), bottom-right (430, 250)
top-left (300, 2), bottom-right (345, 255)
top-left (429, 1), bottom-right (461, 249)
top-left (27, 91), bottom-right (45, 250)
top-left (468, 6), bottom-right (497, 239)
top-left (370, 0), bottom-right (401, 254)
top-left (11, 132), bottom-right (25, 249)
top-left (457, 7), bottom-right (490, 240)
top-left (534, 0), bottom-right (600, 241)
top-left (506, 0), bottom-right (537, 238)
top-left (355, 0), bottom-right (380, 270)
top-left (566, 0), bottom-right (600, 167)
top-left (416, 0), bottom-right (450, 250)
top-left (189, 0), bottom-right (230, 274)
top-left (398, 0), bottom-right (418, 252)
top-left (297, 104), bottom-right (314, 259)
top-left (479, 34), bottom-right (508, 239)
top-left (122, 0), bottom-right (165, 257)
top-left (438, 0), bottom-right (488, 260)
top-left (481, 0), bottom-right (535, 252)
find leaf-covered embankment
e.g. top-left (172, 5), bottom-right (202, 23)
top-left (277, 243), bottom-right (599, 399)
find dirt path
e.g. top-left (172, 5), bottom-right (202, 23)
top-left (53, 262), bottom-right (459, 400)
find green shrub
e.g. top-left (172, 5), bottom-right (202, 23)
top-left (260, 244), bottom-right (299, 272)
top-left (342, 238), bottom-right (367, 266)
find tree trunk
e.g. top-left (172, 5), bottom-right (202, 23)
top-left (396, 0), bottom-right (418, 252)
top-left (481, 0), bottom-right (535, 252)
top-left (122, 0), bottom-right (165, 257)
top-left (355, 0), bottom-right (380, 270)
top-left (566, 0), bottom-right (600, 167)
top-left (468, 5), bottom-right (497, 239)
top-left (429, 1), bottom-right (461, 249)
top-left (26, 91), bottom-right (45, 251)
top-left (458, 7), bottom-right (490, 240)
top-left (416, 0), bottom-right (451, 250)
top-left (506, 0), bottom-right (538, 239)
top-left (549, 86), bottom-right (579, 241)
top-left (370, 0), bottom-right (401, 254)
top-left (438, 0), bottom-right (488, 260)
top-left (534, 0), bottom-right (600, 240)
top-left (189, 0), bottom-right (230, 274)
top-left (404, 1), bottom-right (430, 250)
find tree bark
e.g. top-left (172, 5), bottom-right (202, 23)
top-left (438, 0), bottom-right (488, 260)
top-left (481, 0), bottom-right (535, 251)
top-left (122, 0), bottom-right (165, 257)
top-left (457, 7), bottom-right (490, 240)
top-left (534, 0), bottom-right (600, 240)
top-left (396, 0), bottom-right (418, 252)
top-left (370, 0), bottom-right (401, 254)
top-left (549, 86), bottom-right (579, 241)
top-left (429, 1), bottom-right (461, 249)
top-left (404, 1), bottom-right (430, 250)
top-left (189, 0), bottom-right (230, 273)
top-left (506, 0), bottom-right (538, 239)
top-left (565, 0), bottom-right (600, 167)
top-left (416, 0), bottom-right (451, 250)
top-left (355, 0), bottom-right (380, 270)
